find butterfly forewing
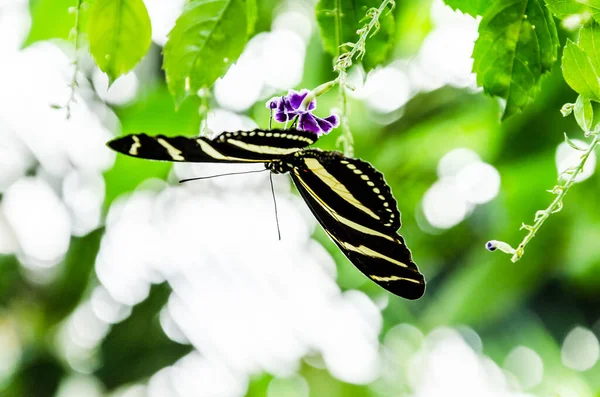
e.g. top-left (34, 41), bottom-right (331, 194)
top-left (106, 129), bottom-right (425, 299)
top-left (107, 129), bottom-right (318, 163)
top-left (289, 151), bottom-right (425, 299)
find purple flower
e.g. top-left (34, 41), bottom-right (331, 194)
top-left (266, 89), bottom-right (340, 136)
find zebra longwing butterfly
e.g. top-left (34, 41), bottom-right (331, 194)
top-left (107, 129), bottom-right (426, 299)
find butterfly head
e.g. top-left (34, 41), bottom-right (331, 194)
top-left (266, 160), bottom-right (294, 174)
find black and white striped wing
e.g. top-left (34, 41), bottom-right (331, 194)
top-left (289, 150), bottom-right (425, 299)
top-left (107, 129), bottom-right (318, 163)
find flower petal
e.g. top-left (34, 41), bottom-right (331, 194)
top-left (317, 113), bottom-right (340, 133)
top-left (297, 113), bottom-right (320, 134)
top-left (288, 89), bottom-right (310, 110)
top-left (266, 96), bottom-right (281, 109)
top-left (274, 111), bottom-right (290, 123)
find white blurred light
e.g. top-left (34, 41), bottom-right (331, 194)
top-left (0, 42), bottom-right (116, 177)
top-left (92, 69), bottom-right (140, 106)
top-left (384, 323), bottom-right (424, 354)
top-left (147, 368), bottom-right (178, 397)
top-left (261, 30), bottom-right (306, 90)
top-left (55, 375), bottom-right (104, 397)
top-left (456, 162), bottom-right (501, 205)
top-left (503, 346), bottom-right (544, 390)
top-left (408, 327), bottom-right (529, 397)
top-left (359, 67), bottom-right (411, 113)
top-left (422, 178), bottom-right (471, 229)
top-left (437, 148), bottom-right (481, 178)
top-left (144, 0), bottom-right (186, 46)
top-left (375, 323), bottom-right (424, 396)
top-left (556, 139), bottom-right (597, 183)
top-left (457, 325), bottom-right (483, 354)
top-left (215, 60), bottom-right (264, 112)
top-left (98, 175), bottom-right (383, 389)
top-left (111, 384), bottom-right (147, 397)
top-left (424, 149), bottom-right (499, 229)
top-left (562, 326), bottom-right (600, 371)
top-left (3, 178), bottom-right (71, 267)
top-left (203, 108), bottom-right (258, 137)
top-left (0, 207), bottom-right (18, 254)
top-left (267, 375), bottom-right (310, 397)
top-left (160, 305), bottom-right (189, 344)
top-left (0, 126), bottom-right (33, 192)
top-left (90, 286), bottom-right (132, 324)
top-left (416, 1), bottom-right (478, 90)
top-left (150, 353), bottom-right (248, 397)
top-left (320, 291), bottom-right (382, 384)
top-left (68, 302), bottom-right (110, 349)
top-left (62, 170), bottom-right (105, 236)
top-left (0, 0), bottom-right (30, 54)
top-left (272, 10), bottom-right (313, 43)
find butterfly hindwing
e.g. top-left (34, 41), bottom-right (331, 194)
top-left (289, 150), bottom-right (425, 299)
top-left (107, 129), bottom-right (318, 163)
top-left (106, 129), bottom-right (425, 299)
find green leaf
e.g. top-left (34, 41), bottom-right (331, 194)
top-left (315, 0), bottom-right (395, 72)
top-left (163, 0), bottom-right (249, 107)
top-left (578, 22), bottom-right (600, 72)
top-left (472, 0), bottom-right (559, 119)
top-left (561, 40), bottom-right (600, 101)
top-left (544, 0), bottom-right (600, 21)
top-left (574, 95), bottom-right (594, 132)
top-left (87, 0), bottom-right (152, 83)
top-left (443, 0), bottom-right (493, 17)
top-left (247, 0), bottom-right (257, 36)
top-left (25, 0), bottom-right (80, 46)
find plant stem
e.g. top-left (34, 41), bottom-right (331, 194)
top-left (510, 133), bottom-right (600, 262)
top-left (331, 0), bottom-right (394, 156)
top-left (333, 0), bottom-right (353, 156)
top-left (65, 0), bottom-right (83, 120)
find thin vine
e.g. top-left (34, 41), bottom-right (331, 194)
top-left (487, 128), bottom-right (599, 262)
top-left (309, 0), bottom-right (395, 156)
top-left (64, 0), bottom-right (84, 119)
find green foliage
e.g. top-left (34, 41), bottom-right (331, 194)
top-left (25, 0), bottom-right (79, 45)
top-left (11, 0), bottom-right (600, 396)
top-left (472, 0), bottom-right (559, 119)
top-left (87, 0), bottom-right (152, 83)
top-left (247, 0), bottom-right (258, 35)
top-left (544, 0), bottom-right (600, 21)
top-left (316, 0), bottom-right (395, 71)
top-left (443, 0), bottom-right (492, 17)
top-left (163, 0), bottom-right (250, 107)
top-left (562, 44), bottom-right (600, 101)
top-left (574, 95), bottom-right (594, 132)
top-left (562, 23), bottom-right (600, 102)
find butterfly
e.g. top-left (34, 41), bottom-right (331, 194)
top-left (107, 129), bottom-right (426, 299)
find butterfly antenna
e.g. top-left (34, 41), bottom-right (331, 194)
top-left (179, 168), bottom-right (268, 183)
top-left (269, 172), bottom-right (282, 241)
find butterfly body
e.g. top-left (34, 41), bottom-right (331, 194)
top-left (107, 129), bottom-right (425, 299)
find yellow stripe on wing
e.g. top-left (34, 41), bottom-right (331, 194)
top-left (369, 275), bottom-right (422, 284)
top-left (157, 138), bottom-right (185, 161)
top-left (196, 139), bottom-right (265, 162)
top-left (293, 171), bottom-right (396, 242)
top-left (303, 158), bottom-right (380, 220)
top-left (226, 139), bottom-right (301, 155)
top-left (129, 136), bottom-right (142, 156)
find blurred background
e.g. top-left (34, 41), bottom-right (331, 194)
top-left (1, 0), bottom-right (600, 396)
